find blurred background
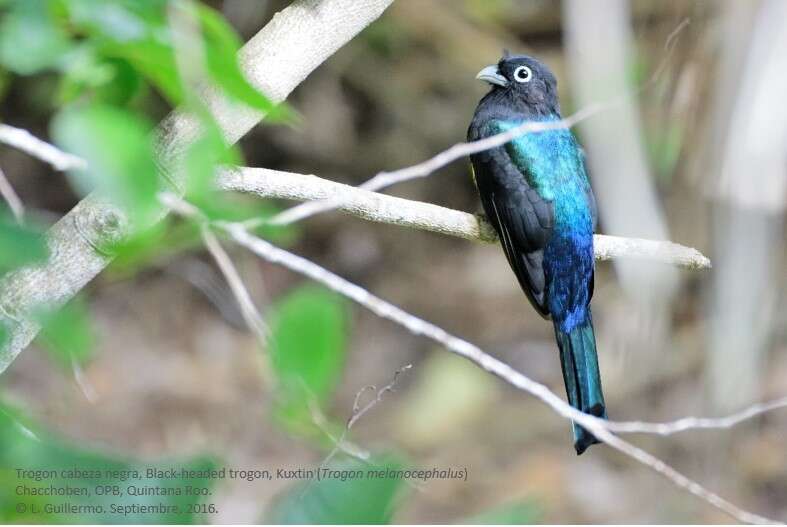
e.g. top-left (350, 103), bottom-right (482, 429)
top-left (0, 0), bottom-right (785, 523)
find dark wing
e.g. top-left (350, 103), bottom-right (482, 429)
top-left (578, 146), bottom-right (596, 301)
top-left (471, 145), bottom-right (554, 318)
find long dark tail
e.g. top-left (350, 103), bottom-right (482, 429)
top-left (553, 313), bottom-right (607, 455)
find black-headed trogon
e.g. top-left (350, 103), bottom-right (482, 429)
top-left (468, 53), bottom-right (606, 455)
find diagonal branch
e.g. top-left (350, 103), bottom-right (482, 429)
top-left (212, 217), bottom-right (777, 525)
top-left (218, 167), bottom-right (712, 270)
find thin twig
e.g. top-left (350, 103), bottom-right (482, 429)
top-left (217, 219), bottom-right (778, 525)
top-left (346, 364), bottom-right (412, 431)
top-left (316, 364), bottom-right (418, 490)
top-left (0, 124), bottom-right (87, 172)
top-left (163, 191), bottom-right (412, 467)
top-left (201, 226), bottom-right (269, 340)
top-left (0, 166), bottom-right (24, 221)
top-left (200, 192), bottom-right (370, 459)
top-left (305, 393), bottom-right (371, 462)
top-left (606, 396), bottom-right (787, 436)
top-left (326, 363), bottom-right (412, 467)
top-left (160, 191), bottom-right (273, 381)
top-left (71, 357), bottom-right (98, 404)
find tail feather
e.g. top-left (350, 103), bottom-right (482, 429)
top-left (554, 314), bottom-right (606, 455)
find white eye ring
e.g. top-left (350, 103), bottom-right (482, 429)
top-left (513, 65), bottom-right (533, 83)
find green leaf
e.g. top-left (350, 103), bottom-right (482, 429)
top-left (179, 113), bottom-right (303, 229)
top-left (0, 402), bottom-right (218, 523)
top-left (267, 456), bottom-right (406, 524)
top-left (269, 286), bottom-right (347, 432)
top-left (35, 297), bottom-right (94, 370)
top-left (0, 213), bottom-right (48, 274)
top-left (57, 45), bottom-right (143, 106)
top-left (51, 103), bottom-right (160, 225)
top-left (463, 500), bottom-right (542, 525)
top-left (63, 0), bottom-right (184, 105)
top-left (181, 113), bottom-right (243, 217)
top-left (108, 219), bottom-right (202, 277)
top-left (104, 38), bottom-right (183, 105)
top-left (196, 3), bottom-right (292, 121)
top-left (0, 2), bottom-right (72, 75)
top-left (248, 201), bottom-right (302, 247)
top-left (64, 0), bottom-right (154, 42)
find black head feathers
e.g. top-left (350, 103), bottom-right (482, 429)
top-left (475, 53), bottom-right (560, 118)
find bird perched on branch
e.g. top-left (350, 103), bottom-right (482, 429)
top-left (468, 53), bottom-right (606, 454)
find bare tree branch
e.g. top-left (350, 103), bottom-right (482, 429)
top-left (0, 0), bottom-right (395, 373)
top-left (0, 123), bottom-right (87, 172)
top-left (218, 167), bottom-right (712, 270)
top-left (215, 218), bottom-right (778, 525)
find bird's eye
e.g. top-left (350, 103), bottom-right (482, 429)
top-left (513, 65), bottom-right (533, 83)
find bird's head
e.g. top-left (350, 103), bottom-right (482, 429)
top-left (475, 53), bottom-right (559, 116)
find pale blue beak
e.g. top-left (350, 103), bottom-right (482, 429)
top-left (476, 64), bottom-right (508, 87)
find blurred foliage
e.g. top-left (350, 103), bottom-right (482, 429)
top-left (463, 0), bottom-right (510, 23)
top-left (0, 209), bottom-right (48, 274)
top-left (51, 103), bottom-right (160, 224)
top-left (463, 500), bottom-right (541, 524)
top-left (106, 200), bottom-right (300, 278)
top-left (0, 0), bottom-right (295, 362)
top-left (35, 296), bottom-right (95, 370)
top-left (107, 219), bottom-right (204, 277)
top-left (0, 1), bottom-right (71, 76)
top-left (0, 402), bottom-right (218, 524)
top-left (266, 456), bottom-right (406, 524)
top-left (361, 18), bottom-right (412, 59)
top-left (269, 285), bottom-right (348, 437)
top-left (395, 352), bottom-right (499, 449)
top-left (0, 0), bottom-right (293, 232)
top-left (647, 121), bottom-right (684, 184)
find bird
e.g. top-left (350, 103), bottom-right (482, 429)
top-left (467, 52), bottom-right (606, 455)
